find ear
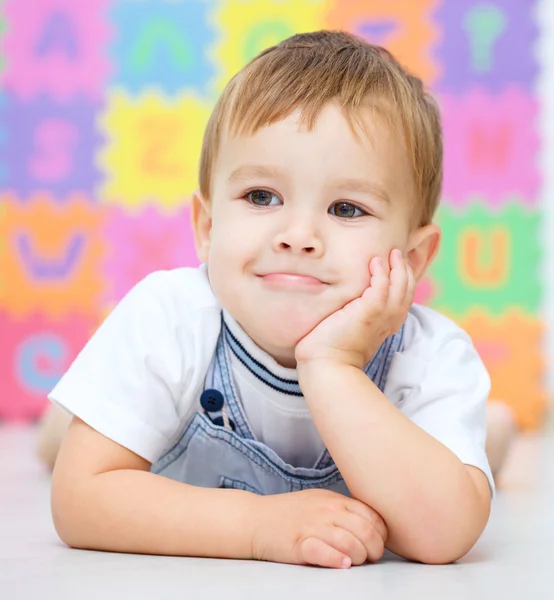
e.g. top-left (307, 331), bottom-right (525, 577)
top-left (407, 223), bottom-right (441, 282)
top-left (191, 189), bottom-right (212, 263)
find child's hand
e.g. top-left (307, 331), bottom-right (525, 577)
top-left (295, 249), bottom-right (414, 370)
top-left (251, 489), bottom-right (387, 568)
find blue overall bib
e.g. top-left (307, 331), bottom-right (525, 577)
top-left (152, 318), bottom-right (404, 497)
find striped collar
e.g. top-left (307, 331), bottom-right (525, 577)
top-left (221, 311), bottom-right (405, 396)
top-left (222, 312), bottom-right (303, 396)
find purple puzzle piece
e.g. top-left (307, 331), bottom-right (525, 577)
top-left (433, 0), bottom-right (537, 92)
top-left (2, 94), bottom-right (103, 199)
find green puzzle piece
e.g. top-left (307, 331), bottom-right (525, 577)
top-left (429, 201), bottom-right (541, 316)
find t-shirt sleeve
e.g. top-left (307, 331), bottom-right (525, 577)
top-left (385, 321), bottom-right (495, 496)
top-left (48, 272), bottom-right (189, 463)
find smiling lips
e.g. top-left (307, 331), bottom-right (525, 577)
top-left (258, 272), bottom-right (328, 292)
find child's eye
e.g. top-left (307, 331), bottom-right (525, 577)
top-left (245, 189), bottom-right (282, 206)
top-left (329, 202), bottom-right (367, 219)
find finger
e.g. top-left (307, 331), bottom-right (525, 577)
top-left (388, 249), bottom-right (408, 309)
top-left (368, 256), bottom-right (389, 305)
top-left (344, 499), bottom-right (388, 543)
top-left (405, 263), bottom-right (417, 306)
top-left (299, 536), bottom-right (352, 569)
top-left (335, 511), bottom-right (387, 563)
top-left (318, 526), bottom-right (368, 566)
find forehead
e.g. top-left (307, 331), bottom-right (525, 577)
top-left (215, 103), bottom-right (414, 202)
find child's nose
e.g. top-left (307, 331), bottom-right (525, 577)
top-left (277, 240), bottom-right (318, 254)
top-left (272, 222), bottom-right (324, 256)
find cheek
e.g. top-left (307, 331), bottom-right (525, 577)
top-left (210, 210), bottom-right (271, 268)
top-left (206, 224), bottom-right (237, 299)
top-left (348, 259), bottom-right (372, 296)
top-left (207, 258), bottom-right (239, 319)
top-left (206, 219), bottom-right (258, 301)
top-left (334, 239), bottom-right (396, 298)
top-left (209, 215), bottom-right (246, 261)
top-left (335, 240), bottom-right (376, 285)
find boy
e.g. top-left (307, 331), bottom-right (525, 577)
top-left (49, 31), bottom-right (493, 569)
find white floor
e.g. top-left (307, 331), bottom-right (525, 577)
top-left (1, 425), bottom-right (553, 600)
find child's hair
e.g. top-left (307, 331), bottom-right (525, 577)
top-left (199, 30), bottom-right (442, 227)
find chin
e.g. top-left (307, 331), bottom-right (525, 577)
top-left (247, 322), bottom-right (307, 367)
top-left (267, 323), bottom-right (309, 349)
top-left (253, 304), bottom-right (325, 347)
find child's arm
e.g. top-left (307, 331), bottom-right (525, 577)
top-left (297, 360), bottom-right (491, 564)
top-left (52, 417), bottom-right (255, 558)
top-left (295, 252), bottom-right (491, 564)
top-left (52, 416), bottom-right (387, 568)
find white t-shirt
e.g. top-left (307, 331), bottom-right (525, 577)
top-left (48, 264), bottom-right (494, 493)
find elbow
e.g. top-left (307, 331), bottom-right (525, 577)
top-left (408, 542), bottom-right (473, 566)
top-left (403, 518), bottom-right (489, 565)
top-left (390, 530), bottom-right (480, 565)
top-left (51, 474), bottom-right (91, 550)
top-left (403, 476), bottom-right (492, 564)
top-left (390, 505), bottom-right (491, 565)
top-left (52, 506), bottom-right (81, 549)
top-left (51, 494), bottom-right (84, 549)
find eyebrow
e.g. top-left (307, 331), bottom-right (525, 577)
top-left (228, 165), bottom-right (284, 184)
top-left (334, 178), bottom-right (391, 204)
top-left (227, 166), bottom-right (391, 204)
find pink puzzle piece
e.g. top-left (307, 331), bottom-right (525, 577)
top-left (2, 0), bottom-right (112, 100)
top-left (440, 88), bottom-right (540, 205)
top-left (0, 312), bottom-right (98, 421)
top-left (103, 204), bottom-right (200, 304)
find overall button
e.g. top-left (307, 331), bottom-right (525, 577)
top-left (200, 389), bottom-right (224, 412)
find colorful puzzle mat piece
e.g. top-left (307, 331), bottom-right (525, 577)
top-left (433, 0), bottom-right (538, 92)
top-left (109, 0), bottom-right (215, 95)
top-left (440, 89), bottom-right (540, 205)
top-left (0, 193), bottom-right (106, 318)
top-left (430, 203), bottom-right (541, 316)
top-left (456, 310), bottom-right (546, 430)
top-left (103, 204), bottom-right (199, 304)
top-left (1, 0), bottom-right (112, 100)
top-left (325, 0), bottom-right (439, 84)
top-left (2, 93), bottom-right (103, 198)
top-left (99, 91), bottom-right (211, 209)
top-left (0, 312), bottom-right (100, 420)
top-left (211, 0), bottom-right (329, 94)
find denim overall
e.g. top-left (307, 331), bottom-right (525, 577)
top-left (152, 318), bottom-right (405, 497)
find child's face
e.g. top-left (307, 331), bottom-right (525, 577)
top-left (194, 102), bottom-right (427, 367)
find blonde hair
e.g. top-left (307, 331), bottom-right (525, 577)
top-left (199, 30), bottom-right (442, 227)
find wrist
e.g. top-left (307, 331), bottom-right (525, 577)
top-left (223, 488), bottom-right (266, 560)
top-left (296, 358), bottom-right (356, 387)
top-left (249, 493), bottom-right (276, 561)
top-left (295, 344), bottom-right (369, 373)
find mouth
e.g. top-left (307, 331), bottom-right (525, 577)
top-left (257, 272), bottom-right (329, 292)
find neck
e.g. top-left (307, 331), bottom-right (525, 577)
top-left (222, 310), bottom-right (298, 370)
